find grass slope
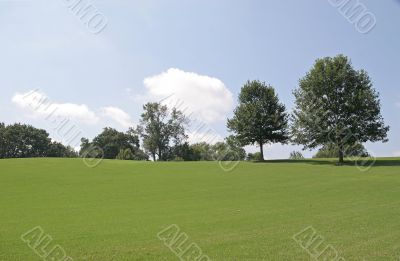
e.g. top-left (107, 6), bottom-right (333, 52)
top-left (0, 158), bottom-right (400, 260)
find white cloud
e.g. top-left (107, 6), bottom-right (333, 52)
top-left (393, 150), bottom-right (400, 157)
top-left (12, 90), bottom-right (99, 124)
top-left (12, 90), bottom-right (136, 131)
top-left (100, 106), bottom-right (134, 129)
top-left (143, 68), bottom-right (234, 124)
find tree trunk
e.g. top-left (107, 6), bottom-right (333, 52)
top-left (259, 142), bottom-right (264, 161)
top-left (338, 144), bottom-right (344, 165)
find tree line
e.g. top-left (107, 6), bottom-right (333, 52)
top-left (0, 55), bottom-right (390, 164)
top-left (75, 100), bottom-right (247, 162)
top-left (0, 123), bottom-right (77, 158)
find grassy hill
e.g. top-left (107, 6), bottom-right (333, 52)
top-left (0, 158), bottom-right (400, 260)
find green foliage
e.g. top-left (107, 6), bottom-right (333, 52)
top-left (246, 152), bottom-right (263, 161)
top-left (80, 128), bottom-right (148, 160)
top-left (289, 151), bottom-right (304, 160)
top-left (228, 80), bottom-right (289, 160)
top-left (47, 142), bottom-right (78, 158)
top-left (292, 55), bottom-right (389, 164)
top-left (0, 123), bottom-right (78, 159)
top-left (213, 136), bottom-right (246, 161)
top-left (313, 143), bottom-right (370, 158)
top-left (155, 138), bottom-right (246, 162)
top-left (0, 123), bottom-right (5, 158)
top-left (0, 123), bottom-right (51, 158)
top-left (189, 142), bottom-right (213, 161)
top-left (116, 148), bottom-right (135, 160)
top-left (169, 142), bottom-right (195, 161)
top-left (79, 138), bottom-right (91, 156)
top-left (139, 103), bottom-right (187, 161)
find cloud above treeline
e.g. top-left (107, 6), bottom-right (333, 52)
top-left (100, 106), bottom-right (134, 129)
top-left (11, 69), bottom-right (234, 145)
top-left (12, 90), bottom-right (133, 129)
top-left (143, 68), bottom-right (234, 124)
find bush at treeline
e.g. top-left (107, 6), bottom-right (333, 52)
top-left (79, 127), bottom-right (246, 162)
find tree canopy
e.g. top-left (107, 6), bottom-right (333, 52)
top-left (80, 127), bottom-right (148, 160)
top-left (0, 123), bottom-right (77, 159)
top-left (291, 55), bottom-right (389, 164)
top-left (227, 80), bottom-right (289, 160)
top-left (138, 102), bottom-right (187, 161)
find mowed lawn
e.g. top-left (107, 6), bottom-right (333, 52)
top-left (0, 158), bottom-right (400, 260)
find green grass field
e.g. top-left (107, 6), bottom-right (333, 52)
top-left (1, 158), bottom-right (400, 260)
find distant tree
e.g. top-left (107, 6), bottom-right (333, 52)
top-left (79, 137), bottom-right (91, 157)
top-left (213, 136), bottom-right (246, 161)
top-left (212, 142), bottom-right (231, 161)
top-left (3, 123), bottom-right (51, 158)
top-left (289, 151), bottom-right (304, 160)
top-left (227, 80), bottom-right (289, 160)
top-left (80, 128), bottom-right (147, 160)
top-left (170, 142), bottom-right (194, 161)
top-left (131, 148), bottom-right (149, 161)
top-left (116, 148), bottom-right (135, 160)
top-left (126, 127), bottom-right (140, 149)
top-left (189, 142), bottom-right (213, 161)
top-left (292, 55), bottom-right (389, 164)
top-left (313, 143), bottom-right (370, 159)
top-left (139, 103), bottom-right (187, 161)
top-left (0, 123), bottom-right (5, 158)
top-left (0, 123), bottom-right (80, 159)
top-left (47, 142), bottom-right (78, 158)
top-left (91, 128), bottom-right (130, 159)
top-left (246, 152), bottom-right (263, 161)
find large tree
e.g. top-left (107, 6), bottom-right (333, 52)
top-left (0, 123), bottom-right (79, 159)
top-left (292, 55), bottom-right (389, 164)
top-left (2, 123), bottom-right (51, 158)
top-left (139, 102), bottom-right (187, 161)
top-left (227, 80), bottom-right (289, 160)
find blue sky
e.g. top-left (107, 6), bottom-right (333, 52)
top-left (1, 0), bottom-right (399, 159)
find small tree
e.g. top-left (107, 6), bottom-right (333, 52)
top-left (246, 152), bottom-right (263, 161)
top-left (292, 55), bottom-right (389, 164)
top-left (212, 139), bottom-right (246, 162)
top-left (313, 143), bottom-right (369, 159)
top-left (139, 103), bottom-right (187, 161)
top-left (227, 80), bottom-right (289, 160)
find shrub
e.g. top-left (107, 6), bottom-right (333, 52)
top-left (116, 148), bottom-right (134, 160)
top-left (246, 152), bottom-right (264, 161)
top-left (289, 151), bottom-right (304, 160)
